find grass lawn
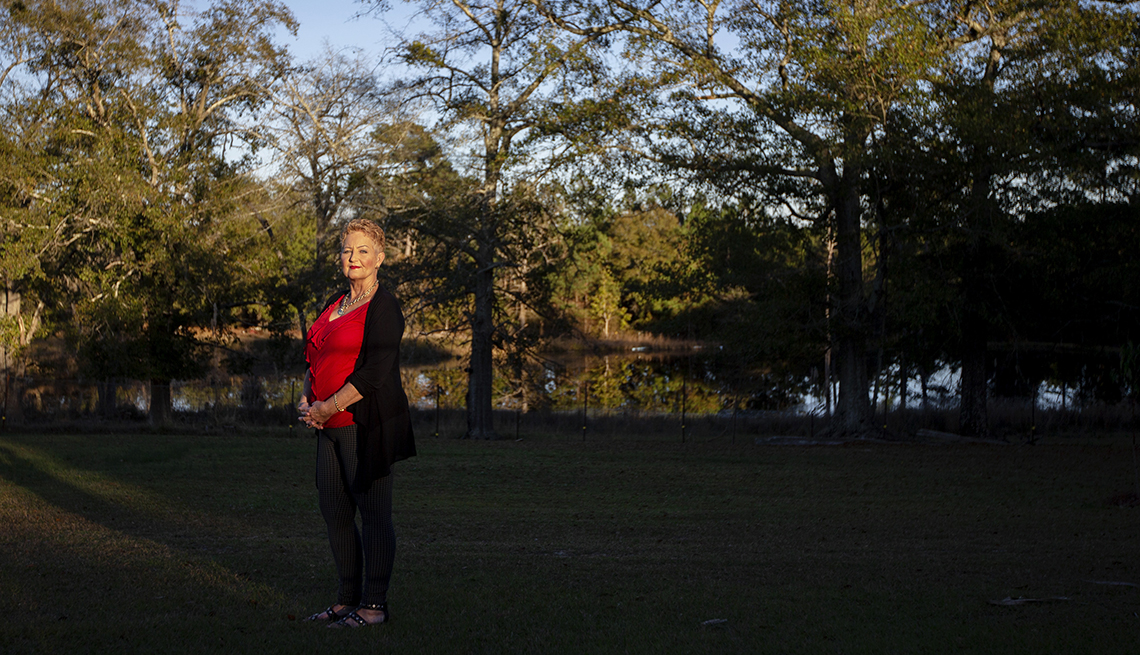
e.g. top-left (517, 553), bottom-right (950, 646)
top-left (1, 429), bottom-right (1138, 654)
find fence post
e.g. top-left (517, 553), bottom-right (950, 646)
top-left (581, 380), bottom-right (588, 441)
top-left (1029, 387), bottom-right (1037, 443)
top-left (680, 376), bottom-right (687, 443)
top-left (731, 394), bottom-right (738, 445)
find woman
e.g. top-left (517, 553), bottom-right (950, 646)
top-left (298, 218), bottom-right (416, 628)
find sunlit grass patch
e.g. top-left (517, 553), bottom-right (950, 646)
top-left (1, 431), bottom-right (1139, 654)
top-left (0, 473), bottom-right (282, 653)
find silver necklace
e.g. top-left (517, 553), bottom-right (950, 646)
top-left (338, 279), bottom-right (378, 316)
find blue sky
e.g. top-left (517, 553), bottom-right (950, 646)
top-left (279, 0), bottom-right (418, 60)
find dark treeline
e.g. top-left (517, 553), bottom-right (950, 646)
top-left (1, 0), bottom-right (1138, 438)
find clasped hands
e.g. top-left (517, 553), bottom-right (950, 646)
top-left (298, 398), bottom-right (333, 429)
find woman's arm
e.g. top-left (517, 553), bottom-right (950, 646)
top-left (299, 370), bottom-right (312, 408)
top-left (298, 292), bottom-right (345, 427)
top-left (298, 369), bottom-right (317, 426)
top-left (303, 381), bottom-right (363, 427)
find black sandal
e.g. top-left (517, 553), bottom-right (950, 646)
top-left (328, 603), bottom-right (389, 628)
top-left (305, 605), bottom-right (352, 622)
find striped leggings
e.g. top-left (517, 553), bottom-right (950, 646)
top-left (316, 424), bottom-right (395, 607)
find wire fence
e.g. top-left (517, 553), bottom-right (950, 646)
top-left (1, 375), bottom-right (1136, 443)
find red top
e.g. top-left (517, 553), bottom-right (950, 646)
top-left (305, 296), bottom-right (370, 429)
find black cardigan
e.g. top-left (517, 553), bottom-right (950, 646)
top-left (319, 284), bottom-right (416, 491)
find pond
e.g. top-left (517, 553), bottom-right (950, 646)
top-left (400, 347), bottom-right (964, 416)
top-left (7, 343), bottom-right (1130, 424)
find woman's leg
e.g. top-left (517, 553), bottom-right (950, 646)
top-left (356, 472), bottom-right (395, 608)
top-left (318, 424), bottom-right (397, 612)
top-left (316, 426), bottom-right (364, 607)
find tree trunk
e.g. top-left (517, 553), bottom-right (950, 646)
top-left (832, 178), bottom-right (873, 437)
top-left (466, 100), bottom-right (505, 439)
top-left (921, 369), bottom-right (929, 411)
top-left (2, 372), bottom-right (21, 426)
top-left (465, 258), bottom-right (499, 439)
top-left (297, 306), bottom-right (308, 345)
top-left (898, 360), bottom-right (907, 411)
top-left (150, 379), bottom-right (173, 426)
top-left (0, 283), bottom-right (17, 378)
top-left (871, 203), bottom-right (890, 420)
top-left (1, 283), bottom-right (28, 425)
top-left (958, 275), bottom-right (989, 437)
top-left (99, 379), bottom-right (118, 418)
top-left (823, 232), bottom-right (835, 418)
top-left (956, 45), bottom-right (1004, 438)
top-left (959, 157), bottom-right (994, 437)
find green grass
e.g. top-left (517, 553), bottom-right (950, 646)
top-left (1, 430), bottom-right (1138, 654)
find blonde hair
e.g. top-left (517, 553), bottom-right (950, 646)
top-left (340, 218), bottom-right (387, 251)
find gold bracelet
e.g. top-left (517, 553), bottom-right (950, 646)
top-left (333, 393), bottom-right (342, 412)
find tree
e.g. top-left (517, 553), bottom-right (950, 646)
top-left (364, 0), bottom-right (616, 438)
top-left (587, 268), bottom-right (627, 337)
top-left (537, 0), bottom-right (955, 437)
top-left (540, 0), bottom-right (1140, 435)
top-left (262, 48), bottom-right (414, 342)
top-left (0, 4), bottom-right (51, 400)
top-left (940, 0), bottom-right (1140, 435)
top-left (1, 0), bottom-right (296, 422)
top-left (873, 0), bottom-right (1140, 434)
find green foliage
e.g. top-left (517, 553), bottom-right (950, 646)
top-left (366, 0), bottom-right (636, 436)
top-left (404, 40), bottom-right (447, 68)
top-left (0, 0), bottom-right (295, 389)
top-left (0, 0), bottom-right (1138, 422)
top-left (586, 269), bottom-right (629, 338)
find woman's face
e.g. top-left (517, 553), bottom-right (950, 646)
top-left (341, 231), bottom-right (385, 282)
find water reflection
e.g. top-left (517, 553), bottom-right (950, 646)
top-left (10, 346), bottom-right (1130, 422)
top-left (405, 350), bottom-right (813, 415)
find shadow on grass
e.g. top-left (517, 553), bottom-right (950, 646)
top-left (2, 432), bottom-right (1140, 654)
top-left (0, 436), bottom-right (323, 653)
